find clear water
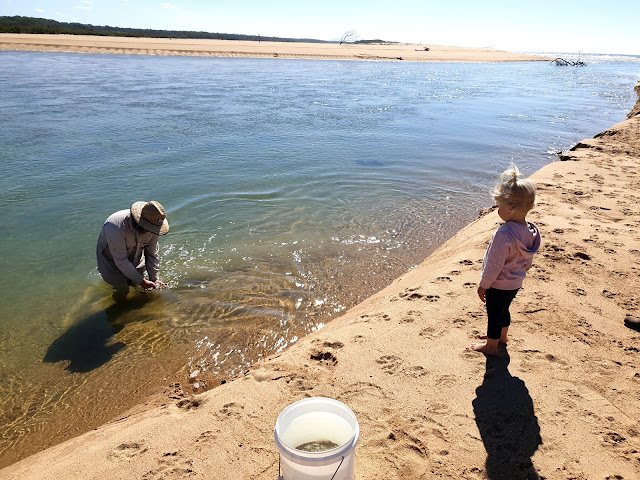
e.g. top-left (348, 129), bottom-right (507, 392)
top-left (0, 50), bottom-right (638, 465)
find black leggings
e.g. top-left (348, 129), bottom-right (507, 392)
top-left (485, 287), bottom-right (520, 340)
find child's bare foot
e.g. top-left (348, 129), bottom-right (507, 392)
top-left (471, 343), bottom-right (499, 356)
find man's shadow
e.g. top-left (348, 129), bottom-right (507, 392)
top-left (473, 349), bottom-right (542, 480)
top-left (43, 293), bottom-right (152, 373)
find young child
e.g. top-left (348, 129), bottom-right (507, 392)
top-left (472, 164), bottom-right (541, 356)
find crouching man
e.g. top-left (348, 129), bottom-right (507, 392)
top-left (97, 201), bottom-right (169, 302)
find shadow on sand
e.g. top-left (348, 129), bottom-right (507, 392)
top-left (43, 293), bottom-right (152, 373)
top-left (473, 349), bottom-right (542, 480)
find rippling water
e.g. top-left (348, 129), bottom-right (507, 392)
top-left (0, 50), bottom-right (638, 465)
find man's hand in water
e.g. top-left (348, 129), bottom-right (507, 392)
top-left (154, 280), bottom-right (167, 289)
top-left (140, 279), bottom-right (157, 290)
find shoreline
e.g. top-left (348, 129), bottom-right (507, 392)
top-left (0, 34), bottom-right (551, 62)
top-left (1, 84), bottom-right (638, 479)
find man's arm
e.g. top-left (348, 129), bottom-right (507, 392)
top-left (144, 236), bottom-right (162, 285)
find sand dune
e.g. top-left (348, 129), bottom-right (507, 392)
top-left (1, 80), bottom-right (638, 479)
top-left (0, 34), bottom-right (550, 63)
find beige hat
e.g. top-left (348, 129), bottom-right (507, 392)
top-left (131, 201), bottom-right (169, 235)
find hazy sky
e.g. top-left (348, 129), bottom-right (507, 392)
top-left (2, 0), bottom-right (638, 55)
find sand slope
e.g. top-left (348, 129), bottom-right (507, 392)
top-left (1, 86), bottom-right (639, 479)
top-left (0, 34), bottom-right (550, 62)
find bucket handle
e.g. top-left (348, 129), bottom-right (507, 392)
top-left (330, 456), bottom-right (345, 480)
top-left (278, 454), bottom-right (345, 480)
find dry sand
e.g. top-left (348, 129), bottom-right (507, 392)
top-left (1, 53), bottom-right (638, 479)
top-left (0, 34), bottom-right (550, 62)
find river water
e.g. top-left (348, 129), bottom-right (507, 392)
top-left (0, 50), bottom-right (638, 466)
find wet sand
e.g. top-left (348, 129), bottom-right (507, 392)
top-left (1, 79), bottom-right (638, 479)
top-left (0, 34), bottom-right (551, 62)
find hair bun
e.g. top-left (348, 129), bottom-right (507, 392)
top-left (493, 163), bottom-right (537, 211)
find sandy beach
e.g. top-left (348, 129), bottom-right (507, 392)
top-left (0, 34), bottom-right (551, 62)
top-left (1, 57), bottom-right (638, 480)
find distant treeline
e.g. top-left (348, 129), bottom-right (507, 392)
top-left (0, 16), bottom-right (332, 43)
top-left (355, 39), bottom-right (398, 45)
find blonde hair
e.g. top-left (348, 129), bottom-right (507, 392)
top-left (493, 163), bottom-right (536, 211)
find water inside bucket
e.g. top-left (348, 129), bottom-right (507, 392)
top-left (280, 411), bottom-right (354, 452)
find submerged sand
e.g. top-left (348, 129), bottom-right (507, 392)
top-left (1, 76), bottom-right (638, 479)
top-left (0, 34), bottom-right (550, 62)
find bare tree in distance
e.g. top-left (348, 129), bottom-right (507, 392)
top-left (340, 30), bottom-right (360, 45)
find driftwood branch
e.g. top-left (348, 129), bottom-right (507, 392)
top-left (550, 57), bottom-right (586, 66)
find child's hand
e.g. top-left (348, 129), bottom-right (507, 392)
top-left (477, 286), bottom-right (487, 303)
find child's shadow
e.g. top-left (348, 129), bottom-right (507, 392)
top-left (43, 295), bottom-right (151, 373)
top-left (472, 350), bottom-right (542, 480)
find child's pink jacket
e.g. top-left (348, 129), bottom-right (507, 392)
top-left (479, 221), bottom-right (541, 290)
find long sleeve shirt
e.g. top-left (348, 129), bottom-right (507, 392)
top-left (479, 220), bottom-right (541, 290)
top-left (96, 209), bottom-right (160, 286)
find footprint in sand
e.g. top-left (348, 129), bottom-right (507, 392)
top-left (404, 365), bottom-right (428, 378)
top-left (435, 276), bottom-right (452, 282)
top-left (401, 310), bottom-right (422, 323)
top-left (310, 349), bottom-right (338, 367)
top-left (384, 413), bottom-right (451, 466)
top-left (452, 317), bottom-right (467, 326)
top-left (572, 287), bottom-right (587, 296)
top-left (165, 382), bottom-right (185, 400)
top-left (195, 431), bottom-right (217, 445)
top-left (357, 313), bottom-right (391, 322)
top-left (397, 287), bottom-right (423, 301)
top-left (142, 451), bottom-right (195, 479)
top-left (217, 402), bottom-right (244, 418)
top-left (294, 377), bottom-right (317, 392)
top-left (435, 374), bottom-right (458, 388)
top-left (419, 326), bottom-right (442, 339)
top-left (376, 355), bottom-right (403, 374)
top-left (109, 441), bottom-right (149, 461)
top-left (338, 382), bottom-right (388, 406)
top-left (309, 339), bottom-right (343, 368)
top-left (397, 288), bottom-right (440, 302)
top-left (176, 397), bottom-right (203, 410)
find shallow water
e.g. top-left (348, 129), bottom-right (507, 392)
top-left (0, 50), bottom-right (638, 465)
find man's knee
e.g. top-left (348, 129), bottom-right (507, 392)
top-left (103, 278), bottom-right (131, 303)
top-left (112, 289), bottom-right (129, 303)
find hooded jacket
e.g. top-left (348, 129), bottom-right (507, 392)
top-left (479, 221), bottom-right (541, 290)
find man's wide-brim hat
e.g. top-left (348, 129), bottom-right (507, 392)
top-left (131, 201), bottom-right (169, 235)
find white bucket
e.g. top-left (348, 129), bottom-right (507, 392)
top-left (274, 397), bottom-right (359, 480)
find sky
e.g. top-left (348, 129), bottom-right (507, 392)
top-left (1, 0), bottom-right (638, 55)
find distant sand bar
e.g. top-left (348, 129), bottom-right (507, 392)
top-left (0, 34), bottom-right (551, 62)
